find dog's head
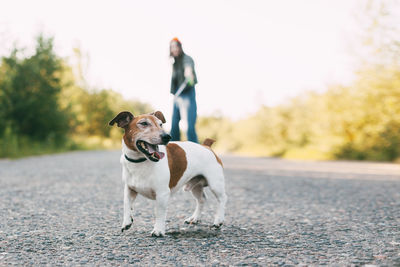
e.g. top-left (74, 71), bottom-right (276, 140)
top-left (109, 111), bottom-right (171, 162)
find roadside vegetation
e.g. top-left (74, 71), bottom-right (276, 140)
top-left (199, 65), bottom-right (400, 162)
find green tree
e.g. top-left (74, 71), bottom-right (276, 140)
top-left (80, 89), bottom-right (115, 137)
top-left (0, 35), bottom-right (70, 144)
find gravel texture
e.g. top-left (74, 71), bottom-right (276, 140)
top-left (1, 151), bottom-right (400, 266)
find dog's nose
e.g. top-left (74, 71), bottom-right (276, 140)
top-left (161, 133), bottom-right (172, 144)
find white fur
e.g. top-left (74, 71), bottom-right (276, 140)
top-left (120, 140), bottom-right (227, 236)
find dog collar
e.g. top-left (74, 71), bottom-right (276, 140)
top-left (124, 154), bottom-right (147, 163)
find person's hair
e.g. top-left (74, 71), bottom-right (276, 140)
top-left (169, 38), bottom-right (184, 58)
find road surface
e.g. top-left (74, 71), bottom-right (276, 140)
top-left (1, 151), bottom-right (399, 265)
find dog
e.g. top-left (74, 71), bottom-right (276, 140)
top-left (109, 110), bottom-right (227, 237)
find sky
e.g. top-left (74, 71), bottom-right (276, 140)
top-left (0, 0), bottom-right (361, 121)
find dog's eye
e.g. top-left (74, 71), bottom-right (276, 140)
top-left (139, 121), bottom-right (149, 126)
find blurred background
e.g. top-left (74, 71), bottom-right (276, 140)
top-left (0, 0), bottom-right (399, 162)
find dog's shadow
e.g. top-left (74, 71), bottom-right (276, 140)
top-left (166, 223), bottom-right (222, 239)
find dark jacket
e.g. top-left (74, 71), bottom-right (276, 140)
top-left (170, 53), bottom-right (198, 94)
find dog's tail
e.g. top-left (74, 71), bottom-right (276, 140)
top-left (202, 138), bottom-right (216, 147)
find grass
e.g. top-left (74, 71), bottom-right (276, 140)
top-left (0, 136), bottom-right (81, 159)
top-left (0, 131), bottom-right (122, 159)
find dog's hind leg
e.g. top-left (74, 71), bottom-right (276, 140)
top-left (208, 170), bottom-right (227, 228)
top-left (121, 184), bottom-right (137, 232)
top-left (184, 183), bottom-right (205, 224)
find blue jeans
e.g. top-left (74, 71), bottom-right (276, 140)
top-left (170, 87), bottom-right (198, 143)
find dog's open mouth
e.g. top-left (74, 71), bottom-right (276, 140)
top-left (136, 140), bottom-right (165, 162)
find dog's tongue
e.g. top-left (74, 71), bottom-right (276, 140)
top-left (154, 151), bottom-right (165, 159)
top-left (147, 145), bottom-right (165, 160)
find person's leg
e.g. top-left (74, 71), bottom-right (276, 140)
top-left (170, 100), bottom-right (181, 141)
top-left (186, 88), bottom-right (198, 143)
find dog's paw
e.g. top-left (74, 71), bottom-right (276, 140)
top-left (121, 224), bottom-right (132, 232)
top-left (121, 218), bottom-right (133, 232)
top-left (212, 222), bottom-right (223, 229)
top-left (184, 217), bottom-right (200, 225)
top-left (151, 228), bottom-right (165, 237)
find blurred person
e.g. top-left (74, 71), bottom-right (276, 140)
top-left (169, 37), bottom-right (198, 143)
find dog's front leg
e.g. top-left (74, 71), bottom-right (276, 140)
top-left (151, 191), bottom-right (169, 237)
top-left (121, 184), bottom-right (137, 232)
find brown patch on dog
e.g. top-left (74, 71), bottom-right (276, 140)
top-left (122, 118), bottom-right (141, 151)
top-left (166, 143), bottom-right (187, 188)
top-left (150, 111), bottom-right (166, 123)
top-left (202, 138), bottom-right (223, 167)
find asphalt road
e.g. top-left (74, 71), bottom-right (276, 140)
top-left (1, 151), bottom-right (400, 266)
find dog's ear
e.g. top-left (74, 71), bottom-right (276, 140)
top-left (109, 111), bottom-right (134, 128)
top-left (150, 111), bottom-right (166, 123)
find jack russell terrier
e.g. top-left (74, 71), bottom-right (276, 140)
top-left (109, 111), bottom-right (227, 237)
